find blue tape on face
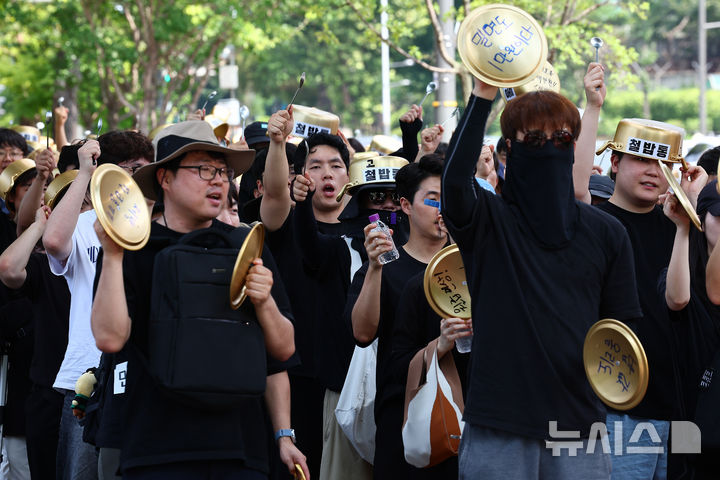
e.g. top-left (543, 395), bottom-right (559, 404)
top-left (424, 199), bottom-right (441, 209)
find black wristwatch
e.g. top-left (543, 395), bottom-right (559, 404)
top-left (275, 428), bottom-right (296, 444)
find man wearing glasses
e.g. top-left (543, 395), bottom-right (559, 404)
top-left (92, 120), bottom-right (297, 478)
top-left (0, 128), bottom-right (29, 173)
top-left (441, 75), bottom-right (641, 479)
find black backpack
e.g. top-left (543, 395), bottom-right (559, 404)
top-left (148, 226), bottom-right (267, 410)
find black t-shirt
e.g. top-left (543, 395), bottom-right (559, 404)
top-left (387, 270), bottom-right (471, 479)
top-left (288, 198), bottom-right (359, 392)
top-left (597, 201), bottom-right (683, 420)
top-left (441, 95), bottom-right (642, 440)
top-left (116, 220), bottom-right (293, 473)
top-left (22, 253), bottom-right (70, 387)
top-left (344, 247), bottom-right (427, 416)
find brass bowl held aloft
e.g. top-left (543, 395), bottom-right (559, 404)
top-left (583, 319), bottom-right (649, 411)
top-left (230, 222), bottom-right (266, 309)
top-left (423, 244), bottom-right (471, 320)
top-left (90, 164), bottom-right (151, 251)
top-left (658, 161), bottom-right (702, 231)
top-left (457, 4), bottom-right (548, 88)
top-left (290, 105), bottom-right (340, 139)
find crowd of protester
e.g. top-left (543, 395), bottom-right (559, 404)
top-left (0, 58), bottom-right (719, 480)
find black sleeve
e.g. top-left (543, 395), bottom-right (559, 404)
top-left (260, 243), bottom-right (294, 324)
top-left (343, 262), bottom-right (372, 347)
top-left (441, 95), bottom-right (493, 231)
top-left (400, 117), bottom-right (422, 162)
top-left (600, 226), bottom-right (643, 325)
top-left (291, 191), bottom-right (342, 274)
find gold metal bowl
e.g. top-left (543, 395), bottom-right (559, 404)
top-left (500, 60), bottom-right (560, 102)
top-left (659, 161), bottom-right (702, 231)
top-left (45, 169), bottom-right (79, 209)
top-left (90, 164), bottom-right (150, 251)
top-left (596, 118), bottom-right (685, 166)
top-left (423, 244), bottom-right (471, 319)
top-left (457, 4), bottom-right (548, 88)
top-left (583, 319), bottom-right (649, 411)
top-left (230, 222), bottom-right (266, 309)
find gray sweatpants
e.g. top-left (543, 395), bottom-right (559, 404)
top-left (458, 423), bottom-right (611, 480)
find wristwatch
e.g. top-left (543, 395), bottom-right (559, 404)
top-left (275, 428), bottom-right (296, 444)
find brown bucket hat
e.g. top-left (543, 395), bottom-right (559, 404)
top-left (132, 120), bottom-right (254, 200)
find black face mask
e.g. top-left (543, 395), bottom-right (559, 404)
top-left (502, 139), bottom-right (578, 249)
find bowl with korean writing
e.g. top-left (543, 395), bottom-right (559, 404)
top-left (583, 319), bottom-right (648, 411)
top-left (500, 60), bottom-right (560, 102)
top-left (423, 244), bottom-right (471, 320)
top-left (457, 4), bottom-right (548, 88)
top-left (91, 164), bottom-right (150, 251)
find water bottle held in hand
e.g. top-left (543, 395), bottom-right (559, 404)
top-left (369, 213), bottom-right (399, 265)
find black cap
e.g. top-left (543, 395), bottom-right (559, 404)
top-left (243, 121), bottom-right (270, 149)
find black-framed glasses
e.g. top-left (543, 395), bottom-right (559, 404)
top-left (368, 190), bottom-right (401, 206)
top-left (519, 129), bottom-right (574, 150)
top-left (177, 165), bottom-right (234, 182)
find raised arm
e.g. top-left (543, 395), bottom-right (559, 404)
top-left (441, 78), bottom-right (496, 229)
top-left (660, 192), bottom-right (691, 310)
top-left (351, 223), bottom-right (394, 344)
top-left (53, 106), bottom-right (69, 150)
top-left (414, 125), bottom-right (445, 162)
top-left (399, 105), bottom-right (423, 162)
top-left (574, 62), bottom-right (606, 203)
top-left (260, 108), bottom-right (294, 232)
top-left (42, 140), bottom-right (98, 263)
top-left (91, 219), bottom-right (131, 353)
top-left (0, 206), bottom-right (49, 289)
top-left (16, 149), bottom-right (55, 235)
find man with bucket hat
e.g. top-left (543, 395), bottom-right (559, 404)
top-left (91, 120), bottom-right (296, 478)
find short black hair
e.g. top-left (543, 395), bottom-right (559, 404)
top-left (293, 132), bottom-right (350, 174)
top-left (97, 130), bottom-right (154, 166)
top-left (395, 154), bottom-right (444, 203)
top-left (250, 143), bottom-right (298, 183)
top-left (58, 143), bottom-right (82, 172)
top-left (496, 136), bottom-right (508, 154)
top-left (0, 128), bottom-right (29, 155)
top-left (434, 142), bottom-right (448, 159)
top-left (698, 146), bottom-right (720, 176)
top-left (348, 137), bottom-right (365, 154)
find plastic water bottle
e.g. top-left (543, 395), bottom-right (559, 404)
top-left (369, 213), bottom-right (399, 265)
top-left (455, 331), bottom-right (473, 353)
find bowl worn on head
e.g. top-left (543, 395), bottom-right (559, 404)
top-left (423, 244), bottom-right (471, 319)
top-left (10, 125), bottom-right (41, 143)
top-left (458, 4), bottom-right (548, 88)
top-left (0, 158), bottom-right (35, 201)
top-left (500, 61), bottom-right (560, 102)
top-left (368, 135), bottom-right (402, 155)
top-left (336, 154), bottom-right (408, 202)
top-left (45, 169), bottom-right (79, 209)
top-left (291, 105), bottom-right (340, 139)
top-left (230, 222), bottom-right (265, 309)
top-left (583, 319), bottom-right (649, 411)
top-left (596, 118), bottom-right (686, 166)
top-left (91, 164), bottom-right (151, 251)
